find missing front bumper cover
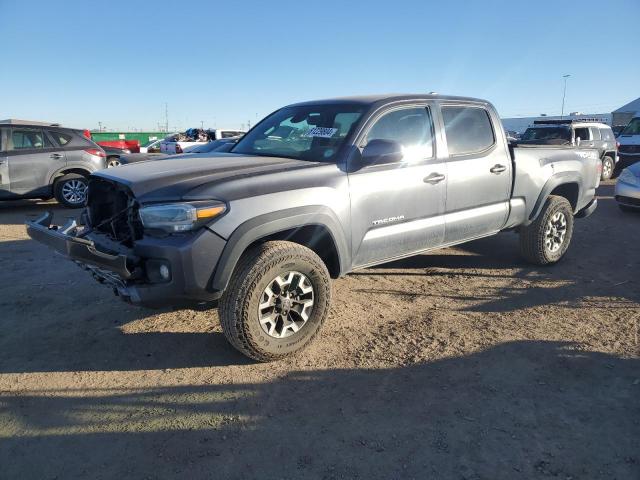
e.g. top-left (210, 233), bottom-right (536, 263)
top-left (26, 212), bottom-right (134, 279)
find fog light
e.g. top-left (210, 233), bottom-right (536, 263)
top-left (146, 259), bottom-right (172, 283)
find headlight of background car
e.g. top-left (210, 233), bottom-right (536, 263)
top-left (139, 202), bottom-right (227, 233)
top-left (619, 169), bottom-right (640, 187)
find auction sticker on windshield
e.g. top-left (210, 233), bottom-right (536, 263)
top-left (306, 127), bottom-right (337, 138)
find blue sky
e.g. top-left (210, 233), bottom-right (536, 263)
top-left (1, 0), bottom-right (638, 131)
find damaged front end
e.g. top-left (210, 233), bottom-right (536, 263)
top-left (26, 178), bottom-right (145, 299)
top-left (26, 178), bottom-right (227, 307)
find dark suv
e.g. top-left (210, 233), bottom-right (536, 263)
top-left (0, 120), bottom-right (107, 207)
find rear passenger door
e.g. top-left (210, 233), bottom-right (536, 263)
top-left (7, 127), bottom-right (65, 195)
top-left (440, 104), bottom-right (511, 244)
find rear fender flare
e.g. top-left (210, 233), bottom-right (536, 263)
top-left (210, 206), bottom-right (350, 293)
top-left (529, 172), bottom-right (582, 222)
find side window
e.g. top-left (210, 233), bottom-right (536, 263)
top-left (589, 127), bottom-right (601, 140)
top-left (601, 128), bottom-right (613, 141)
top-left (441, 106), bottom-right (495, 156)
top-left (49, 130), bottom-right (72, 146)
top-left (0, 128), bottom-right (6, 152)
top-left (365, 107), bottom-right (434, 161)
top-left (10, 129), bottom-right (47, 150)
top-left (574, 127), bottom-right (590, 141)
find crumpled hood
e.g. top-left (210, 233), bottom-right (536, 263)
top-left (92, 153), bottom-right (321, 202)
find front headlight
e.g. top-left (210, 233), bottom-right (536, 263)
top-left (619, 169), bottom-right (640, 187)
top-left (139, 202), bottom-right (227, 233)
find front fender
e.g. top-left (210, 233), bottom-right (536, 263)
top-left (209, 205), bottom-right (350, 293)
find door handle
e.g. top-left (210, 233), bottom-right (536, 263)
top-left (490, 164), bottom-right (507, 174)
top-left (423, 172), bottom-right (446, 184)
top-left (50, 153), bottom-right (64, 159)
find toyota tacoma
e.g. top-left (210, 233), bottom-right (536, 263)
top-left (27, 94), bottom-right (600, 361)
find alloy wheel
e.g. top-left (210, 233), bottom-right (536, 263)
top-left (61, 179), bottom-right (87, 205)
top-left (258, 271), bottom-right (314, 338)
top-left (544, 211), bottom-right (567, 253)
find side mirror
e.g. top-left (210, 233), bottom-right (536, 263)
top-left (361, 139), bottom-right (403, 166)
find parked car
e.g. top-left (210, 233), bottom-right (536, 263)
top-left (140, 139), bottom-right (163, 154)
top-left (101, 145), bottom-right (131, 167)
top-left (0, 119), bottom-right (107, 207)
top-left (615, 162), bottom-right (640, 212)
top-left (160, 129), bottom-right (245, 154)
top-left (182, 138), bottom-right (240, 153)
top-left (117, 152), bottom-right (167, 165)
top-left (27, 94), bottom-right (600, 361)
top-left (519, 120), bottom-right (618, 180)
top-left (616, 117), bottom-right (640, 170)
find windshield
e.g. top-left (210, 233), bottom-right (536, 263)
top-left (520, 126), bottom-right (572, 144)
top-left (142, 139), bottom-right (159, 148)
top-left (621, 118), bottom-right (640, 135)
top-left (231, 104), bottom-right (365, 161)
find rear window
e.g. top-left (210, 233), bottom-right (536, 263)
top-left (589, 127), bottom-right (601, 140)
top-left (49, 130), bottom-right (72, 146)
top-left (442, 106), bottom-right (495, 155)
top-left (601, 127), bottom-right (614, 141)
top-left (521, 126), bottom-right (571, 143)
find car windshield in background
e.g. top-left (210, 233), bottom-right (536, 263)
top-left (231, 104), bottom-right (365, 161)
top-left (520, 126), bottom-right (571, 144)
top-left (187, 140), bottom-right (230, 153)
top-left (621, 118), bottom-right (640, 135)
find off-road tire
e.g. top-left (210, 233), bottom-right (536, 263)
top-left (519, 195), bottom-right (574, 265)
top-left (601, 156), bottom-right (614, 181)
top-left (53, 173), bottom-right (89, 208)
top-left (219, 240), bottom-right (332, 362)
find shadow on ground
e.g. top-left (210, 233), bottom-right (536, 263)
top-left (1, 341), bottom-right (638, 479)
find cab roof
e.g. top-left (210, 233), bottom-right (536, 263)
top-left (287, 93), bottom-right (490, 108)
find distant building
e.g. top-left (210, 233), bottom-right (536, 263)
top-left (612, 97), bottom-right (640, 127)
top-left (503, 96), bottom-right (639, 133)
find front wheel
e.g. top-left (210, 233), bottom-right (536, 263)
top-left (219, 241), bottom-right (332, 362)
top-left (53, 173), bottom-right (88, 208)
top-left (519, 195), bottom-right (574, 265)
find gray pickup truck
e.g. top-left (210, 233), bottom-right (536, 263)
top-left (27, 94), bottom-right (600, 361)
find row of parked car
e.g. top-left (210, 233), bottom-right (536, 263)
top-left (0, 121), bottom-right (243, 207)
top-left (1, 113), bottom-right (640, 212)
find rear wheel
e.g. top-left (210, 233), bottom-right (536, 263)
top-left (519, 195), bottom-right (574, 265)
top-left (53, 173), bottom-right (88, 208)
top-left (219, 241), bottom-right (332, 362)
top-left (601, 156), bottom-right (614, 181)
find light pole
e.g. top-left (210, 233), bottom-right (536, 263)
top-left (561, 74), bottom-right (571, 118)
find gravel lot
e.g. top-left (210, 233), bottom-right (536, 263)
top-left (1, 181), bottom-right (638, 479)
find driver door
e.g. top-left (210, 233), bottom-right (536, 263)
top-left (348, 104), bottom-right (447, 267)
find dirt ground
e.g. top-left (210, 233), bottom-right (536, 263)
top-left (0, 181), bottom-right (638, 479)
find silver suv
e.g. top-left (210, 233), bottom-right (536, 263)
top-left (519, 120), bottom-right (618, 180)
top-left (0, 119), bottom-right (107, 207)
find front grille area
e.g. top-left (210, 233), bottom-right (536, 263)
top-left (619, 145), bottom-right (640, 154)
top-left (86, 178), bottom-right (144, 247)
